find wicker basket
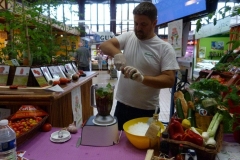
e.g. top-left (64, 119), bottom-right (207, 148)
top-left (166, 124), bottom-right (223, 160)
top-left (8, 115), bottom-right (49, 147)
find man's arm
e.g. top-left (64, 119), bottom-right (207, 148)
top-left (99, 38), bottom-right (121, 57)
top-left (124, 67), bottom-right (176, 89)
top-left (142, 70), bottom-right (176, 89)
top-left (99, 37), bottom-right (126, 70)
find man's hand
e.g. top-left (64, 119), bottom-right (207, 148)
top-left (123, 66), bottom-right (144, 83)
top-left (114, 53), bottom-right (126, 71)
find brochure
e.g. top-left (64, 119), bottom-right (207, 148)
top-left (45, 84), bottom-right (64, 92)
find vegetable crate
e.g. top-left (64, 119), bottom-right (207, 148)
top-left (166, 124), bottom-right (223, 160)
top-left (8, 115), bottom-right (49, 147)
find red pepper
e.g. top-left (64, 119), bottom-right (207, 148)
top-left (228, 99), bottom-right (234, 107)
top-left (181, 129), bottom-right (203, 146)
top-left (168, 118), bottom-right (184, 141)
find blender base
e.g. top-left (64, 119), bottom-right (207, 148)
top-left (92, 118), bottom-right (117, 126)
top-left (80, 116), bottom-right (119, 146)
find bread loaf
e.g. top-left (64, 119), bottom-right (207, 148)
top-left (174, 91), bottom-right (188, 118)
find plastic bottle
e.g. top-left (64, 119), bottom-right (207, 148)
top-left (159, 131), bottom-right (169, 156)
top-left (149, 113), bottom-right (161, 150)
top-left (175, 144), bottom-right (184, 160)
top-left (0, 119), bottom-right (17, 160)
top-left (185, 149), bottom-right (197, 160)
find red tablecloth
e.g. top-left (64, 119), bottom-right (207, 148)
top-left (17, 128), bottom-right (146, 160)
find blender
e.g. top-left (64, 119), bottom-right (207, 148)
top-left (80, 83), bottom-right (119, 146)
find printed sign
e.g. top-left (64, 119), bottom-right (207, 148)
top-left (31, 68), bottom-right (48, 87)
top-left (12, 67), bottom-right (30, 87)
top-left (40, 67), bottom-right (52, 82)
top-left (0, 65), bottom-right (10, 86)
top-left (65, 63), bottom-right (76, 75)
top-left (168, 19), bottom-right (183, 57)
top-left (48, 66), bottom-right (66, 79)
top-left (71, 86), bottom-right (82, 129)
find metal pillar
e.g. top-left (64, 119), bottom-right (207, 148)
top-left (169, 71), bottom-right (177, 122)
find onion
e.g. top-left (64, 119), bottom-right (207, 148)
top-left (206, 137), bottom-right (216, 146)
top-left (67, 123), bottom-right (78, 134)
top-left (202, 132), bottom-right (209, 141)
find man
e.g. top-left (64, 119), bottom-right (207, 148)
top-left (75, 42), bottom-right (91, 71)
top-left (99, 2), bottom-right (179, 130)
top-left (95, 50), bottom-right (103, 71)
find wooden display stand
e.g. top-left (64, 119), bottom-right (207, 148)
top-left (0, 71), bottom-right (98, 127)
top-left (195, 70), bottom-right (239, 86)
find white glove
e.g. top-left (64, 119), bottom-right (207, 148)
top-left (114, 53), bottom-right (126, 71)
top-left (123, 66), bottom-right (144, 83)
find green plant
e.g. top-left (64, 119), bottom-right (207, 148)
top-left (196, 0), bottom-right (240, 52)
top-left (196, 0), bottom-right (232, 32)
top-left (0, 0), bottom-right (79, 66)
top-left (190, 78), bottom-right (240, 133)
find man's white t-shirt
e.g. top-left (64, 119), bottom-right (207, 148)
top-left (115, 32), bottom-right (179, 110)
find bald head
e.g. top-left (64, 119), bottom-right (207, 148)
top-left (78, 42), bottom-right (83, 47)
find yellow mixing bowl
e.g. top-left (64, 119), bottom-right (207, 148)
top-left (123, 117), bottom-right (165, 150)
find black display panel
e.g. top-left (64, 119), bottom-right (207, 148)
top-left (153, 0), bottom-right (218, 27)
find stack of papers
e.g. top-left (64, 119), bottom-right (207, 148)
top-left (45, 85), bottom-right (64, 92)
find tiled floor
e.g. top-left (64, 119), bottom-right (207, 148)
top-left (92, 71), bottom-right (172, 123)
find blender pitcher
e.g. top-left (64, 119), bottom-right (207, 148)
top-left (90, 83), bottom-right (115, 125)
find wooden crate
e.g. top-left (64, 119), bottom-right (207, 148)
top-left (8, 115), bottom-right (49, 147)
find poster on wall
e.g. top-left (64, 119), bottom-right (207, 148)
top-left (168, 19), bottom-right (183, 57)
top-left (199, 47), bottom-right (206, 58)
top-left (71, 86), bottom-right (82, 129)
top-left (211, 41), bottom-right (224, 50)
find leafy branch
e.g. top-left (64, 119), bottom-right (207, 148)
top-left (196, 0), bottom-right (232, 32)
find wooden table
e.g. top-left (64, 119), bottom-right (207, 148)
top-left (0, 71), bottom-right (98, 127)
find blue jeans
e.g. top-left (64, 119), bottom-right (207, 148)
top-left (98, 62), bottom-right (103, 70)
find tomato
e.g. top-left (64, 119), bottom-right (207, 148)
top-left (35, 116), bottom-right (43, 122)
top-left (79, 70), bottom-right (84, 74)
top-left (41, 123), bottom-right (52, 132)
top-left (53, 80), bottom-right (60, 86)
top-left (59, 78), bottom-right (68, 85)
top-left (9, 85), bottom-right (18, 89)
